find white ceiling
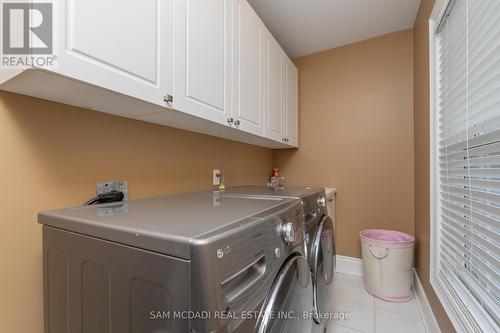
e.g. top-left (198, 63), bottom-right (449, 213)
top-left (247, 0), bottom-right (421, 58)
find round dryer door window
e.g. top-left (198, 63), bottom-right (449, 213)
top-left (311, 215), bottom-right (336, 324)
top-left (255, 254), bottom-right (312, 333)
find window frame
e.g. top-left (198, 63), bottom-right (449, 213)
top-left (429, 1), bottom-right (499, 332)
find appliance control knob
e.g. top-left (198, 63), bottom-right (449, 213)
top-left (282, 222), bottom-right (296, 244)
top-left (317, 196), bottom-right (327, 207)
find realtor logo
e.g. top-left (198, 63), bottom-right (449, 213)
top-left (2, 2), bottom-right (52, 54)
top-left (1, 1), bottom-right (56, 68)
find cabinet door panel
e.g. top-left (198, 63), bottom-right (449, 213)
top-left (174, 0), bottom-right (231, 124)
top-left (265, 35), bottom-right (284, 141)
top-left (233, 0), bottom-right (264, 135)
top-left (56, 0), bottom-right (172, 108)
top-left (186, 0), bottom-right (224, 110)
top-left (286, 61), bottom-right (299, 146)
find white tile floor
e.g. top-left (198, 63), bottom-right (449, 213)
top-left (325, 273), bottom-right (427, 333)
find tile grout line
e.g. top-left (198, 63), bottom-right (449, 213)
top-left (333, 321), bottom-right (368, 333)
top-left (337, 273), bottom-right (427, 332)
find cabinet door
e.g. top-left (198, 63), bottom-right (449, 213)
top-left (265, 33), bottom-right (285, 142)
top-left (55, 0), bottom-right (173, 107)
top-left (232, 0), bottom-right (264, 136)
top-left (174, 0), bottom-right (231, 125)
top-left (285, 60), bottom-right (299, 147)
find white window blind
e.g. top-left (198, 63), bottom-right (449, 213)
top-left (435, 0), bottom-right (500, 331)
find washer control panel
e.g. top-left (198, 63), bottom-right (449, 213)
top-left (301, 192), bottom-right (327, 228)
top-left (281, 221), bottom-right (296, 244)
top-left (317, 196), bottom-right (327, 208)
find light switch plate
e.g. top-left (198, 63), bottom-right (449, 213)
top-left (97, 180), bottom-right (128, 200)
top-left (213, 170), bottom-right (221, 186)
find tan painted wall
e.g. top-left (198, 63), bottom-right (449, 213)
top-left (0, 13), bottom-right (457, 332)
top-left (0, 91), bottom-right (273, 333)
top-left (413, 0), bottom-right (455, 331)
top-left (275, 29), bottom-right (415, 259)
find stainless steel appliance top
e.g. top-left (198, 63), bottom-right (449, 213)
top-left (214, 185), bottom-right (325, 198)
top-left (38, 191), bottom-right (296, 259)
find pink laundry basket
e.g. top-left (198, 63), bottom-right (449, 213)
top-left (360, 229), bottom-right (415, 302)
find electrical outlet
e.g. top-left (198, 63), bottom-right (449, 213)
top-left (97, 181), bottom-right (128, 200)
top-left (213, 170), bottom-right (221, 186)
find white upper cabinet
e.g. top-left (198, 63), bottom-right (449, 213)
top-left (0, 0), bottom-right (297, 148)
top-left (173, 0), bottom-right (232, 125)
top-left (265, 32), bottom-right (285, 142)
top-left (285, 59), bottom-right (299, 147)
top-left (56, 0), bottom-right (173, 107)
top-left (231, 0), bottom-right (265, 136)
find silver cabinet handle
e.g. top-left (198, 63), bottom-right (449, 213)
top-left (163, 95), bottom-right (173, 103)
top-left (227, 117), bottom-right (234, 124)
top-left (235, 120), bottom-right (240, 125)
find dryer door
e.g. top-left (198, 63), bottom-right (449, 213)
top-left (255, 254), bottom-right (312, 333)
top-left (311, 215), bottom-right (336, 324)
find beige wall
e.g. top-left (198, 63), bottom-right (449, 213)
top-left (0, 91), bottom-right (273, 333)
top-left (0, 12), bottom-right (458, 332)
top-left (413, 0), bottom-right (455, 331)
top-left (275, 29), bottom-right (415, 259)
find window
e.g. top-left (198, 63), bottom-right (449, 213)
top-left (430, 0), bottom-right (500, 332)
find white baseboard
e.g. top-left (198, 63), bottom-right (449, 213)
top-left (413, 269), bottom-right (441, 333)
top-left (336, 255), bottom-right (363, 276)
